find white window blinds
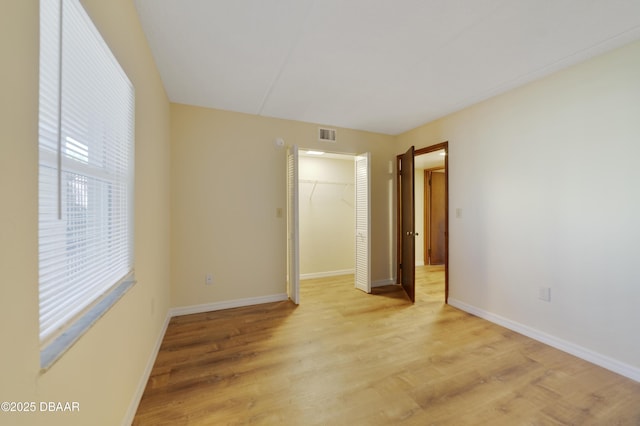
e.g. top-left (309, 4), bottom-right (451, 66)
top-left (39, 0), bottom-right (135, 347)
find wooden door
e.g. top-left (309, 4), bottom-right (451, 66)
top-left (399, 146), bottom-right (415, 302)
top-left (429, 171), bottom-right (446, 265)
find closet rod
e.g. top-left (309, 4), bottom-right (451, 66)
top-left (300, 179), bottom-right (353, 201)
top-left (299, 179), bottom-right (354, 186)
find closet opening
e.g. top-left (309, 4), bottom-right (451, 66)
top-left (287, 146), bottom-right (371, 304)
top-left (298, 151), bottom-right (356, 280)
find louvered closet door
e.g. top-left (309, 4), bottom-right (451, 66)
top-left (286, 145), bottom-right (300, 304)
top-left (354, 152), bottom-right (371, 293)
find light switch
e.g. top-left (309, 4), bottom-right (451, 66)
top-left (538, 287), bottom-right (551, 302)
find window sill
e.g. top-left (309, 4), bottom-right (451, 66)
top-left (40, 275), bottom-right (136, 372)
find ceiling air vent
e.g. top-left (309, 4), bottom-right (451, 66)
top-left (318, 127), bottom-right (337, 143)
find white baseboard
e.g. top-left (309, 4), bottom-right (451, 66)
top-left (372, 278), bottom-right (396, 288)
top-left (300, 269), bottom-right (354, 279)
top-left (122, 312), bottom-right (171, 426)
top-left (169, 293), bottom-right (289, 317)
top-left (448, 298), bottom-right (640, 383)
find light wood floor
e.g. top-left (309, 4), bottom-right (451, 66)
top-left (133, 266), bottom-right (640, 425)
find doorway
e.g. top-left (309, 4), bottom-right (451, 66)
top-left (298, 151), bottom-right (356, 279)
top-left (421, 162), bottom-right (446, 266)
top-left (287, 147), bottom-right (371, 304)
top-left (396, 142), bottom-right (449, 303)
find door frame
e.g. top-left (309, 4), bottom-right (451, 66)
top-left (396, 141), bottom-right (449, 303)
top-left (292, 148), bottom-right (371, 297)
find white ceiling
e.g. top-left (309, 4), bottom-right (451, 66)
top-left (134, 0), bottom-right (640, 135)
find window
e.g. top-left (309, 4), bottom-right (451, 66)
top-left (38, 0), bottom-right (135, 369)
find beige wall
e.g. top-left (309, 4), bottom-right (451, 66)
top-left (170, 104), bottom-right (397, 308)
top-left (0, 0), bottom-right (171, 424)
top-left (397, 40), bottom-right (640, 374)
top-left (299, 156), bottom-right (355, 276)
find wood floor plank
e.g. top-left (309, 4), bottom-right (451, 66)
top-left (133, 267), bottom-right (640, 425)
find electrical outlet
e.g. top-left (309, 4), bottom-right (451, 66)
top-left (205, 274), bottom-right (213, 285)
top-left (538, 287), bottom-right (551, 302)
